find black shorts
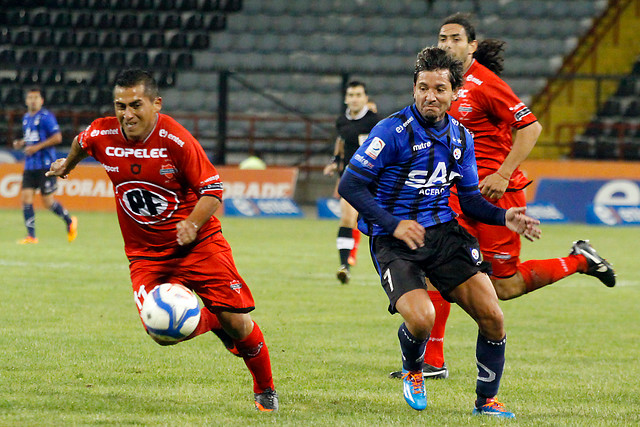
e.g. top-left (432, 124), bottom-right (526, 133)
top-left (370, 220), bottom-right (491, 313)
top-left (22, 169), bottom-right (58, 195)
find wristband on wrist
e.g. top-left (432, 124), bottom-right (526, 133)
top-left (496, 171), bottom-right (510, 181)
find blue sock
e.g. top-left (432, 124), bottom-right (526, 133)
top-left (398, 322), bottom-right (428, 372)
top-left (50, 201), bottom-right (72, 227)
top-left (475, 332), bottom-right (506, 401)
top-left (23, 204), bottom-right (35, 238)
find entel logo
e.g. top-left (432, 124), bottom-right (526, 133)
top-left (159, 129), bottom-right (185, 147)
top-left (91, 129), bottom-right (119, 137)
top-left (105, 147), bottom-right (168, 158)
top-left (395, 116), bottom-right (414, 133)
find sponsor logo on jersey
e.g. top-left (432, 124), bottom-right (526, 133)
top-left (404, 163), bottom-right (461, 195)
top-left (105, 146), bottom-right (168, 158)
top-left (158, 129), bottom-right (185, 147)
top-left (514, 107), bottom-right (532, 121)
top-left (353, 153), bottom-right (374, 169)
top-left (102, 164), bottom-right (119, 173)
top-left (91, 128), bottom-right (119, 137)
top-left (466, 74), bottom-right (483, 85)
top-left (509, 102), bottom-right (525, 111)
top-left (456, 88), bottom-right (470, 98)
top-left (365, 137), bottom-right (385, 159)
top-left (115, 181), bottom-right (179, 224)
top-left (395, 116), bottom-right (414, 134)
top-left (23, 129), bottom-right (40, 143)
top-left (412, 141), bottom-right (432, 152)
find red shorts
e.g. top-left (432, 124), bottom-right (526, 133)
top-left (450, 190), bottom-right (526, 278)
top-left (129, 232), bottom-right (255, 318)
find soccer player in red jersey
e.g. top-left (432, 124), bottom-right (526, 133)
top-left (47, 69), bottom-right (278, 412)
top-left (392, 13), bottom-right (616, 380)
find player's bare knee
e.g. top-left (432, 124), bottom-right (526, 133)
top-left (476, 308), bottom-right (504, 340)
top-left (404, 310), bottom-right (435, 340)
top-left (218, 312), bottom-right (253, 340)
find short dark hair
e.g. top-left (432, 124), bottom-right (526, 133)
top-left (113, 69), bottom-right (159, 100)
top-left (414, 47), bottom-right (464, 91)
top-left (346, 80), bottom-right (367, 93)
top-left (441, 12), bottom-right (476, 42)
top-left (26, 87), bottom-right (43, 97)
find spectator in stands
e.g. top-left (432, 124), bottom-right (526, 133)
top-left (12, 87), bottom-right (77, 244)
top-left (323, 81), bottom-right (380, 284)
top-left (390, 12), bottom-right (616, 381)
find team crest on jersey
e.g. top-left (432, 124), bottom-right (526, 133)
top-left (458, 103), bottom-right (473, 117)
top-left (115, 181), bottom-right (179, 224)
top-left (453, 148), bottom-right (462, 160)
top-left (470, 248), bottom-right (482, 265)
top-left (159, 162), bottom-right (177, 181)
top-left (365, 137), bottom-right (385, 159)
top-left (230, 280), bottom-right (243, 294)
top-left (131, 164), bottom-right (141, 174)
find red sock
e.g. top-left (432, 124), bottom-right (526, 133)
top-left (349, 229), bottom-right (361, 263)
top-left (423, 290), bottom-right (450, 368)
top-left (234, 322), bottom-right (274, 393)
top-left (518, 254), bottom-right (588, 293)
top-left (186, 306), bottom-right (222, 340)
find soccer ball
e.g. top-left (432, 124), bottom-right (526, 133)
top-left (141, 283), bottom-right (201, 344)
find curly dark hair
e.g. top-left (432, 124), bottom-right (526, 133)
top-left (441, 13), bottom-right (506, 76)
top-left (113, 69), bottom-right (159, 100)
top-left (414, 47), bottom-right (464, 91)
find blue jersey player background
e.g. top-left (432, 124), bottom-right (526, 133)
top-left (338, 47), bottom-right (541, 417)
top-left (12, 87), bottom-right (77, 244)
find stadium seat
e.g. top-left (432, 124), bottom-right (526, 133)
top-left (599, 99), bottom-right (623, 118)
top-left (35, 30), bottom-right (56, 47)
top-left (44, 69), bottom-right (65, 86)
top-left (157, 71), bottom-right (177, 88)
top-left (123, 32), bottom-right (142, 48)
top-left (142, 13), bottom-right (161, 30)
top-left (108, 51), bottom-right (127, 67)
top-left (30, 11), bottom-right (51, 27)
top-left (183, 13), bottom-right (205, 30)
top-left (623, 100), bottom-right (640, 118)
top-left (63, 51), bottom-right (83, 67)
top-left (13, 30), bottom-right (33, 47)
top-left (615, 76), bottom-right (637, 96)
top-left (145, 33), bottom-right (165, 48)
top-left (84, 51), bottom-right (105, 67)
top-left (41, 50), bottom-right (61, 66)
top-left (191, 33), bottom-right (210, 49)
top-left (130, 52), bottom-right (150, 68)
top-left (90, 70), bottom-right (109, 86)
top-left (6, 10), bottom-right (29, 27)
top-left (157, 0), bottom-right (177, 10)
top-left (18, 50), bottom-right (39, 67)
top-left (93, 89), bottom-right (113, 106)
top-left (168, 33), bottom-right (188, 49)
top-left (66, 70), bottom-right (91, 86)
top-left (207, 14), bottom-right (227, 31)
top-left (96, 13), bottom-right (116, 29)
top-left (174, 52), bottom-right (194, 69)
top-left (137, 0), bottom-right (155, 9)
top-left (57, 30), bottom-right (77, 47)
top-left (178, 0), bottom-right (198, 10)
top-left (3, 87), bottom-right (24, 106)
top-left (200, 0), bottom-right (223, 11)
top-left (162, 14), bottom-right (182, 30)
top-left (93, 0), bottom-right (111, 9)
top-left (152, 52), bottom-right (172, 69)
top-left (0, 49), bottom-right (17, 67)
top-left (49, 88), bottom-right (70, 107)
top-left (101, 32), bottom-right (122, 48)
top-left (112, 0), bottom-right (133, 9)
top-left (52, 11), bottom-right (72, 28)
top-left (79, 32), bottom-right (100, 48)
top-left (118, 14), bottom-right (138, 29)
top-left (74, 12), bottom-right (94, 29)
top-left (0, 29), bottom-right (11, 45)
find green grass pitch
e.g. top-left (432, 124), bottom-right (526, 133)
top-left (0, 209), bottom-right (638, 425)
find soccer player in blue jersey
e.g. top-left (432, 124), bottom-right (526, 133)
top-left (12, 87), bottom-right (77, 244)
top-left (338, 47), bottom-right (541, 417)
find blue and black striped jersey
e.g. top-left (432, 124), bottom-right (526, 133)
top-left (344, 104), bottom-right (482, 236)
top-left (22, 108), bottom-right (60, 170)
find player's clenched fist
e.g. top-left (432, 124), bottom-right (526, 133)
top-left (46, 158), bottom-right (69, 178)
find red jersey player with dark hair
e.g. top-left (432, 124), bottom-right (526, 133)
top-left (391, 13), bottom-right (615, 382)
top-left (47, 69), bottom-right (278, 412)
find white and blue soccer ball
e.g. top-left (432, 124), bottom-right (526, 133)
top-left (141, 283), bottom-right (201, 344)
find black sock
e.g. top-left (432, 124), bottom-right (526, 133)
top-left (476, 332), bottom-right (506, 401)
top-left (398, 322), bottom-right (428, 372)
top-left (337, 227), bottom-right (354, 267)
top-left (23, 204), bottom-right (35, 237)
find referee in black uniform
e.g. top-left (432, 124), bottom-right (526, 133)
top-left (323, 81), bottom-right (380, 284)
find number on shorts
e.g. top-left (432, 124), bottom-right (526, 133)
top-left (383, 268), bottom-right (394, 292)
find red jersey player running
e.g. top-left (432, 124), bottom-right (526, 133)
top-left (391, 13), bottom-right (615, 382)
top-left (47, 69), bottom-right (278, 412)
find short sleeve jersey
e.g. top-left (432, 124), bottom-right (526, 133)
top-left (449, 59), bottom-right (537, 190)
top-left (336, 108), bottom-right (380, 164)
top-left (77, 114), bottom-right (224, 259)
top-left (22, 108), bottom-right (60, 170)
top-left (345, 104), bottom-right (481, 236)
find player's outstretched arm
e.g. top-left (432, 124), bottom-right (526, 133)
top-left (504, 206), bottom-right (541, 242)
top-left (176, 195), bottom-right (221, 246)
top-left (46, 136), bottom-right (88, 179)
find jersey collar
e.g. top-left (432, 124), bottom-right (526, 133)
top-left (345, 105), bottom-right (369, 121)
